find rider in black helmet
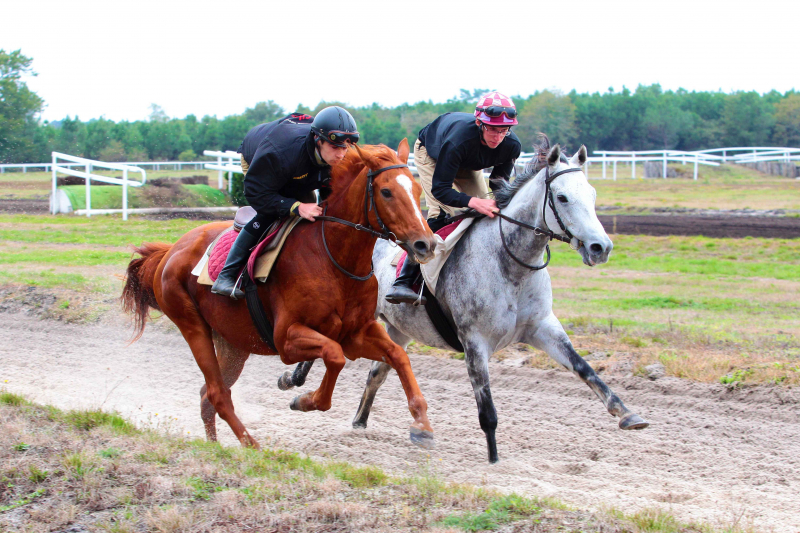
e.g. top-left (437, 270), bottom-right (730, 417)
top-left (211, 106), bottom-right (359, 299)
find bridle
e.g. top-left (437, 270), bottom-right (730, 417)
top-left (497, 165), bottom-right (584, 270)
top-left (315, 164), bottom-right (409, 281)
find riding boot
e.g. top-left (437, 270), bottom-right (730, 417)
top-left (210, 229), bottom-right (259, 300)
top-left (385, 257), bottom-right (425, 305)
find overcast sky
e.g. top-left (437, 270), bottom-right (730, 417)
top-left (3, 0), bottom-right (796, 123)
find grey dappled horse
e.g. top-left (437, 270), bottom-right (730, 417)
top-left (280, 138), bottom-right (649, 463)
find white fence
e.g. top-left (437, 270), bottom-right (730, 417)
top-left (1, 160), bottom-right (210, 173)
top-left (203, 150), bottom-right (242, 192)
top-left (51, 152), bottom-right (147, 220)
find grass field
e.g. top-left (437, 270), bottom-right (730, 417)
top-left (0, 392), bottom-right (744, 533)
top-left (0, 213), bottom-right (797, 387)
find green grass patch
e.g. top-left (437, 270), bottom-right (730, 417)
top-left (63, 409), bottom-right (138, 434)
top-left (0, 249), bottom-right (132, 266)
top-left (1, 391), bottom-right (28, 406)
top-left (58, 184), bottom-right (230, 211)
top-left (439, 493), bottom-right (541, 531)
top-left (0, 269), bottom-right (110, 291)
top-left (325, 462), bottom-right (388, 488)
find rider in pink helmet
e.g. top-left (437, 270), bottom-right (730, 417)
top-left (474, 91), bottom-right (519, 127)
top-left (385, 91), bottom-right (521, 305)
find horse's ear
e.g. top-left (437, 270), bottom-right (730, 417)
top-left (547, 144), bottom-right (561, 168)
top-left (397, 138), bottom-right (410, 164)
top-left (570, 145), bottom-right (587, 167)
top-left (354, 144), bottom-right (377, 169)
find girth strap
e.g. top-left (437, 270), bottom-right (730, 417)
top-left (243, 270), bottom-right (277, 351)
top-left (422, 283), bottom-right (464, 353)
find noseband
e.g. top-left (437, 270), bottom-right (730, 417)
top-left (316, 163), bottom-right (409, 281)
top-left (497, 166), bottom-right (584, 270)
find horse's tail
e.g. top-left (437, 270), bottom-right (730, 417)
top-left (121, 242), bottom-right (172, 342)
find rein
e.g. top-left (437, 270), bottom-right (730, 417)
top-left (497, 166), bottom-right (583, 270)
top-left (317, 163), bottom-right (408, 281)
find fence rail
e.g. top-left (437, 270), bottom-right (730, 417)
top-left (51, 152), bottom-right (147, 220)
top-left (1, 160), bottom-right (211, 173)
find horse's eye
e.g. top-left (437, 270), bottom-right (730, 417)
top-left (557, 194), bottom-right (568, 203)
top-left (380, 188), bottom-right (392, 198)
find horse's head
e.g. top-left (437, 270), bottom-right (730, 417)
top-left (354, 139), bottom-right (436, 263)
top-left (541, 143), bottom-right (613, 266)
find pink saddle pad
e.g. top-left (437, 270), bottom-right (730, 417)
top-left (207, 224), bottom-right (284, 282)
top-left (395, 218), bottom-right (465, 277)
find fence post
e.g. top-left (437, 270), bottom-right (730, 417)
top-left (602, 154), bottom-right (607, 179)
top-left (122, 168), bottom-right (129, 221)
top-left (632, 154), bottom-right (636, 179)
top-left (85, 162), bottom-right (92, 217)
top-left (663, 151), bottom-right (667, 179)
top-left (694, 156), bottom-right (699, 181)
top-left (613, 159), bottom-right (617, 181)
top-left (51, 154), bottom-right (57, 214)
top-left (217, 155), bottom-right (224, 189)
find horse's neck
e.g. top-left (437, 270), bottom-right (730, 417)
top-left (324, 171), bottom-right (376, 266)
top-left (496, 169), bottom-right (550, 264)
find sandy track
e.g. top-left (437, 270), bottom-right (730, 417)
top-left (1, 313), bottom-right (798, 532)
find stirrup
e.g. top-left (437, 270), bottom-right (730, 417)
top-left (412, 281), bottom-right (426, 307)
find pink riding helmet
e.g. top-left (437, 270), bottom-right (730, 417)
top-left (474, 91), bottom-right (518, 126)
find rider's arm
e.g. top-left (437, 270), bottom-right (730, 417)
top-left (245, 147), bottom-right (299, 217)
top-left (430, 142), bottom-right (472, 208)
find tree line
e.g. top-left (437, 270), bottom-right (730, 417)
top-left (2, 49), bottom-right (799, 165)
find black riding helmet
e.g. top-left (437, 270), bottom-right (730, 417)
top-left (311, 106), bottom-right (360, 147)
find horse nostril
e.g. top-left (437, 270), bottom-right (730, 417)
top-left (590, 243), bottom-right (604, 254)
top-left (413, 240), bottom-right (429, 254)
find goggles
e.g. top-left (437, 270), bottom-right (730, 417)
top-left (481, 124), bottom-right (512, 136)
top-left (477, 105), bottom-right (518, 120)
top-left (321, 130), bottom-right (360, 146)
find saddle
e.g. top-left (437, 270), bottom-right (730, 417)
top-left (192, 207), bottom-right (301, 285)
top-left (392, 217), bottom-right (476, 352)
top-left (393, 216), bottom-right (475, 295)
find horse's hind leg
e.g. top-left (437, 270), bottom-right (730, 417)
top-left (282, 323), bottom-right (346, 413)
top-left (200, 331), bottom-right (251, 441)
top-left (159, 284), bottom-right (259, 448)
top-left (526, 314), bottom-right (649, 430)
top-left (277, 360), bottom-right (314, 391)
top-left (352, 325), bottom-right (411, 429)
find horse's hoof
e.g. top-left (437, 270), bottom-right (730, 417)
top-left (489, 454), bottom-right (500, 464)
top-left (410, 427), bottom-right (435, 449)
top-left (619, 413), bottom-right (649, 430)
top-left (277, 371), bottom-right (294, 391)
top-left (352, 420), bottom-right (367, 430)
top-left (290, 396), bottom-right (301, 411)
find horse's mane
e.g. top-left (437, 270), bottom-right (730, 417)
top-left (326, 144), bottom-right (399, 204)
top-left (494, 133), bottom-right (564, 209)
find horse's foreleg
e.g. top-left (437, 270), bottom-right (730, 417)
top-left (352, 361), bottom-right (392, 429)
top-left (200, 331), bottom-right (251, 441)
top-left (342, 321), bottom-right (433, 449)
top-left (277, 360), bottom-right (315, 391)
top-left (526, 314), bottom-right (649, 430)
top-left (463, 341), bottom-right (500, 463)
top-left (352, 325), bottom-right (410, 429)
top-left (282, 323), bottom-right (345, 412)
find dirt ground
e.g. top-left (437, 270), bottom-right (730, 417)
top-left (597, 213), bottom-right (800, 239)
top-left (1, 311), bottom-right (798, 532)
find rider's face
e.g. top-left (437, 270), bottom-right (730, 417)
top-left (318, 140), bottom-right (350, 165)
top-left (477, 121), bottom-right (511, 149)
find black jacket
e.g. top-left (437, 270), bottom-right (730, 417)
top-left (418, 112), bottom-right (521, 208)
top-left (239, 114), bottom-right (329, 217)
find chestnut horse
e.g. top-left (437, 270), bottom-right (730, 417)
top-left (121, 139), bottom-right (437, 449)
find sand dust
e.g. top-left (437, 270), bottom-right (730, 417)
top-left (1, 313), bottom-right (797, 532)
